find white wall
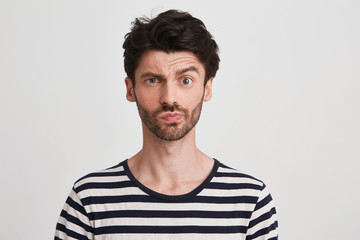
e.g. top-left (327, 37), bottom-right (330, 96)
top-left (1, 0), bottom-right (359, 239)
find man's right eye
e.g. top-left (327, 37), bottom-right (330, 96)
top-left (146, 78), bottom-right (159, 84)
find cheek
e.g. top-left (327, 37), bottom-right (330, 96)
top-left (135, 89), bottom-right (159, 109)
top-left (188, 88), bottom-right (205, 103)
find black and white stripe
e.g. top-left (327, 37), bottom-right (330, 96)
top-left (55, 159), bottom-right (278, 240)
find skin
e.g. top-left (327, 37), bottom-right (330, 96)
top-left (125, 50), bottom-right (214, 196)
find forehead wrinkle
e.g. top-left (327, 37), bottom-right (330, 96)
top-left (136, 51), bottom-right (204, 80)
top-left (138, 59), bottom-right (169, 80)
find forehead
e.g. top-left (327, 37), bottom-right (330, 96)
top-left (135, 50), bottom-right (205, 77)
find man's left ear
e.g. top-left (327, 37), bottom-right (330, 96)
top-left (203, 77), bottom-right (214, 102)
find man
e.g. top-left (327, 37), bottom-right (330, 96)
top-left (55, 9), bottom-right (278, 240)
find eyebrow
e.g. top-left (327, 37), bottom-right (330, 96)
top-left (175, 66), bottom-right (200, 76)
top-left (140, 72), bottom-right (165, 80)
top-left (140, 66), bottom-right (200, 80)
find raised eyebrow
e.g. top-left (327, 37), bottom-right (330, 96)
top-left (176, 66), bottom-right (200, 76)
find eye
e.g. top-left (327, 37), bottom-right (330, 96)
top-left (146, 78), bottom-right (160, 84)
top-left (181, 77), bottom-right (193, 85)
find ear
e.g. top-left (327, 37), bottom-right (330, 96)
top-left (203, 77), bottom-right (214, 102)
top-left (125, 77), bottom-right (136, 102)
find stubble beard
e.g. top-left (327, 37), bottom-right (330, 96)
top-left (135, 96), bottom-right (204, 141)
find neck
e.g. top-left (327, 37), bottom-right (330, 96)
top-left (127, 124), bottom-right (214, 195)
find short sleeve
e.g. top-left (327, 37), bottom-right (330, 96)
top-left (54, 187), bottom-right (94, 240)
top-left (245, 184), bottom-right (278, 240)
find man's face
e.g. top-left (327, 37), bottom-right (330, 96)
top-left (125, 50), bottom-right (213, 141)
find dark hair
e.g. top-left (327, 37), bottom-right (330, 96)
top-left (123, 9), bottom-right (220, 86)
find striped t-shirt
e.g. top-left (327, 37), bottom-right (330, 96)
top-left (55, 159), bottom-right (278, 240)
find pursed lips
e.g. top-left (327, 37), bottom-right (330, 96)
top-left (159, 112), bottom-right (183, 123)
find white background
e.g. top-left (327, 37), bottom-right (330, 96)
top-left (1, 0), bottom-right (359, 239)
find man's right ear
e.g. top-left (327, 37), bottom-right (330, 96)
top-left (125, 77), bottom-right (136, 102)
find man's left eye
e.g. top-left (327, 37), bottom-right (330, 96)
top-left (181, 77), bottom-right (193, 85)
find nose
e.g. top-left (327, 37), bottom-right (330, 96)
top-left (160, 81), bottom-right (179, 106)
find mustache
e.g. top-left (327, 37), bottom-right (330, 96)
top-left (162, 104), bottom-right (180, 112)
top-left (153, 104), bottom-right (187, 115)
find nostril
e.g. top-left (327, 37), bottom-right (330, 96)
top-left (162, 104), bottom-right (175, 112)
top-left (162, 103), bottom-right (181, 112)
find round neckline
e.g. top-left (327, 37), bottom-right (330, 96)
top-left (123, 158), bottom-right (219, 202)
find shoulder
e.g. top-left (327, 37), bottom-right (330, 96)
top-left (214, 160), bottom-right (266, 190)
top-left (214, 161), bottom-right (277, 212)
top-left (72, 160), bottom-right (129, 194)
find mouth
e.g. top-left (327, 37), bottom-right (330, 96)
top-left (159, 112), bottom-right (183, 123)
